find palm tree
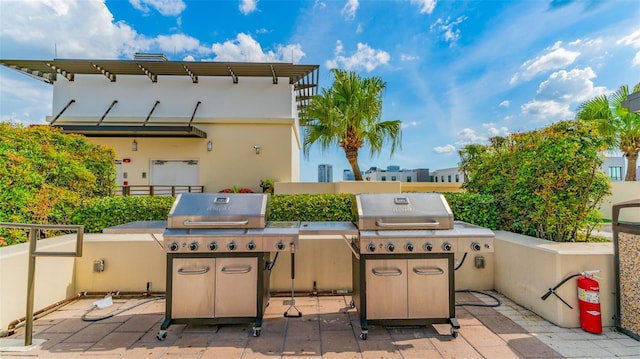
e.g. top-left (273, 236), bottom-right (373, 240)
top-left (576, 84), bottom-right (640, 181)
top-left (302, 69), bottom-right (402, 181)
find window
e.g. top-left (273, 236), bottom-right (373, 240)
top-left (441, 176), bottom-right (444, 182)
top-left (455, 174), bottom-right (459, 182)
top-left (448, 175), bottom-right (452, 182)
top-left (608, 166), bottom-right (623, 181)
top-left (407, 176), bottom-right (412, 182)
top-left (381, 176), bottom-right (387, 181)
top-left (391, 176), bottom-right (397, 181)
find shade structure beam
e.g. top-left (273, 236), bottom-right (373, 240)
top-left (137, 63), bottom-right (157, 82)
top-left (91, 63), bottom-right (116, 82)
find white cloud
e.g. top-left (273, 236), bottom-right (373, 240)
top-left (341, 0), bottom-right (358, 20)
top-left (520, 67), bottom-right (608, 122)
top-left (499, 100), bottom-right (510, 108)
top-left (410, 0), bottom-right (437, 14)
top-left (129, 0), bottom-right (186, 16)
top-left (239, 0), bottom-right (258, 15)
top-left (510, 41), bottom-right (580, 84)
top-left (400, 54), bottom-right (419, 61)
top-left (0, 0), bottom-right (151, 59)
top-left (456, 128), bottom-right (486, 145)
top-left (433, 144), bottom-right (456, 154)
top-left (430, 16), bottom-right (467, 45)
top-left (325, 42), bottom-right (390, 72)
top-left (616, 28), bottom-right (640, 67)
top-left (0, 73), bottom-right (52, 125)
top-left (210, 33), bottom-right (305, 63)
top-left (484, 124), bottom-right (510, 137)
top-left (521, 100), bottom-right (572, 121)
top-left (156, 33), bottom-right (206, 54)
top-left (401, 121), bottom-right (419, 129)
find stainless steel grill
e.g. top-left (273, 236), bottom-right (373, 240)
top-left (157, 193), bottom-right (298, 341)
top-left (351, 193), bottom-right (494, 340)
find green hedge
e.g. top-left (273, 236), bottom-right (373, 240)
top-left (268, 194), bottom-right (356, 222)
top-left (70, 193), bottom-right (498, 233)
top-left (72, 196), bottom-right (176, 233)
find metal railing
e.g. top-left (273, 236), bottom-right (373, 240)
top-left (116, 185), bottom-right (204, 196)
top-left (0, 223), bottom-right (84, 346)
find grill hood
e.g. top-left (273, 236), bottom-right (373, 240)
top-left (355, 193), bottom-right (453, 230)
top-left (167, 193), bottom-right (268, 229)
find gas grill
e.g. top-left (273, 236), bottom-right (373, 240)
top-left (156, 193), bottom-right (298, 340)
top-left (351, 193), bottom-right (494, 339)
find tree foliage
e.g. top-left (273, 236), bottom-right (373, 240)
top-left (0, 123), bottom-right (116, 246)
top-left (459, 120), bottom-right (610, 242)
top-left (302, 69), bottom-right (402, 180)
top-left (576, 83), bottom-right (640, 181)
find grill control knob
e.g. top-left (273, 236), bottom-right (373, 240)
top-left (247, 241), bottom-right (257, 250)
top-left (471, 242), bottom-right (482, 251)
top-left (423, 242), bottom-right (433, 252)
top-left (228, 241), bottom-right (237, 251)
top-left (169, 242), bottom-right (180, 251)
top-left (367, 243), bottom-right (376, 252)
top-left (386, 242), bottom-right (395, 252)
top-left (276, 240), bottom-right (286, 250)
top-left (209, 241), bottom-right (218, 251)
top-left (442, 242), bottom-right (452, 251)
top-left (405, 243), bottom-right (414, 252)
top-left (188, 241), bottom-right (199, 251)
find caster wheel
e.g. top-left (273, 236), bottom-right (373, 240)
top-left (252, 328), bottom-right (261, 337)
top-left (349, 300), bottom-right (355, 308)
top-left (156, 330), bottom-right (167, 341)
top-left (451, 328), bottom-right (459, 338)
top-left (359, 332), bottom-right (368, 340)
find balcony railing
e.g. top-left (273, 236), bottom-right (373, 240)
top-left (115, 185), bottom-right (204, 196)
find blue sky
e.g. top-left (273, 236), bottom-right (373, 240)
top-left (1, 0), bottom-right (638, 182)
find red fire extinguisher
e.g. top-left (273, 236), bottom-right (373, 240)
top-left (577, 272), bottom-right (602, 334)
top-left (541, 269), bottom-right (602, 334)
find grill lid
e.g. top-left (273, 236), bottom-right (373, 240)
top-left (167, 193), bottom-right (268, 229)
top-left (355, 193), bottom-right (453, 230)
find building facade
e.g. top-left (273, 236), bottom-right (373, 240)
top-left (1, 56), bottom-right (319, 193)
top-left (317, 164), bottom-right (333, 182)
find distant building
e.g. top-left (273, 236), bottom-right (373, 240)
top-left (601, 155), bottom-right (627, 181)
top-left (318, 164), bottom-right (333, 182)
top-left (430, 167), bottom-right (463, 183)
top-left (362, 166), bottom-right (428, 182)
top-left (343, 169), bottom-right (356, 180)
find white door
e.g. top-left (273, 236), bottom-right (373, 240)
top-left (150, 160), bottom-right (199, 185)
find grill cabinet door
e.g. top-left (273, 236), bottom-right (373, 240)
top-left (365, 259), bottom-right (408, 319)
top-left (215, 257), bottom-right (258, 317)
top-left (407, 258), bottom-right (449, 318)
top-left (171, 258), bottom-right (215, 318)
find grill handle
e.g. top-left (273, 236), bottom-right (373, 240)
top-left (177, 266), bottom-right (210, 275)
top-left (372, 268), bottom-right (402, 276)
top-left (221, 266), bottom-right (252, 274)
top-left (375, 220), bottom-right (440, 227)
top-left (413, 267), bottom-right (445, 275)
top-left (182, 220), bottom-right (249, 226)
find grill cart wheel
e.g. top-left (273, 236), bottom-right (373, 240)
top-left (349, 300), bottom-right (355, 308)
top-left (252, 327), bottom-right (261, 337)
top-left (156, 330), bottom-right (167, 341)
top-left (451, 327), bottom-right (459, 338)
top-left (359, 331), bottom-right (368, 340)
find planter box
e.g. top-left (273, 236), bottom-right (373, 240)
top-left (494, 231), bottom-right (615, 328)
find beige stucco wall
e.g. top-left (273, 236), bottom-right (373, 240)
top-left (0, 236), bottom-right (78, 332)
top-left (89, 120), bottom-right (299, 193)
top-left (599, 181), bottom-right (640, 222)
top-left (494, 230), bottom-right (615, 328)
top-left (275, 181), bottom-right (401, 194)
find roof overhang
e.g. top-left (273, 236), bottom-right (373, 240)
top-left (54, 125), bottom-right (207, 138)
top-left (622, 90), bottom-right (640, 113)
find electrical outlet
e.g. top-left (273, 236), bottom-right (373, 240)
top-left (93, 259), bottom-right (105, 273)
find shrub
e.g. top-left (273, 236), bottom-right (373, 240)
top-left (72, 196), bottom-right (175, 233)
top-left (442, 192), bottom-right (500, 230)
top-left (459, 120), bottom-right (611, 242)
top-left (0, 123), bottom-right (115, 245)
top-left (268, 194), bottom-right (356, 222)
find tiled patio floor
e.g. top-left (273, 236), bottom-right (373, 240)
top-left (1, 291), bottom-right (639, 358)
